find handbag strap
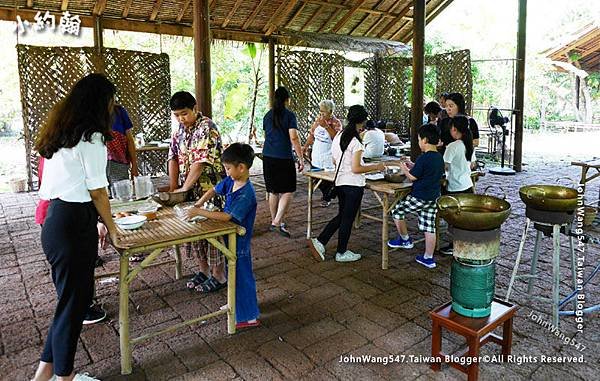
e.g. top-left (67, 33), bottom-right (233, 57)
top-left (332, 146), bottom-right (346, 185)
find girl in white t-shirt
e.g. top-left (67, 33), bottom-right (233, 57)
top-left (443, 116), bottom-right (475, 194)
top-left (307, 105), bottom-right (385, 263)
top-left (440, 116), bottom-right (475, 255)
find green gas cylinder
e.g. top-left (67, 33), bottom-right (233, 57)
top-left (450, 258), bottom-right (496, 318)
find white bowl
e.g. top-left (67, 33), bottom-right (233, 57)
top-left (115, 215), bottom-right (147, 230)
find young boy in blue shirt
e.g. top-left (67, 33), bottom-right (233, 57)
top-left (187, 143), bottom-right (260, 328)
top-left (388, 124), bottom-right (445, 269)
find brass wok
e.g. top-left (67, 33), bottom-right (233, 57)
top-left (519, 185), bottom-right (578, 212)
top-left (437, 194), bottom-right (511, 231)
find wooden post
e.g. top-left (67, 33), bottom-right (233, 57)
top-left (193, 0), bottom-right (212, 117)
top-left (513, 0), bottom-right (527, 172)
top-left (93, 15), bottom-right (103, 54)
top-left (410, 0), bottom-right (425, 161)
top-left (575, 76), bottom-right (580, 109)
top-left (268, 39), bottom-right (275, 107)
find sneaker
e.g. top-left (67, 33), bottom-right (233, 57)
top-left (335, 250), bottom-right (361, 262)
top-left (439, 244), bottom-right (454, 255)
top-left (320, 200), bottom-right (331, 207)
top-left (83, 304), bottom-right (107, 325)
top-left (415, 255), bottom-right (436, 269)
top-left (74, 373), bottom-right (101, 381)
top-left (387, 236), bottom-right (414, 249)
top-left (278, 223), bottom-right (291, 238)
top-left (308, 238), bottom-right (326, 261)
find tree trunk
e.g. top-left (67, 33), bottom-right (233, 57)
top-left (581, 77), bottom-right (593, 124)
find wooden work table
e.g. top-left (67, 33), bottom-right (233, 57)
top-left (304, 166), bottom-right (482, 270)
top-left (108, 206), bottom-right (244, 375)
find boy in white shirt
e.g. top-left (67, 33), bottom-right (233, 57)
top-left (362, 120), bottom-right (385, 159)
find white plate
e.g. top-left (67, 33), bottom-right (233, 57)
top-left (116, 215), bottom-right (147, 230)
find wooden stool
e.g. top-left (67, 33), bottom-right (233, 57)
top-left (429, 298), bottom-right (517, 381)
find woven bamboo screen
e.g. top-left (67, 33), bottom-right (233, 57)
top-left (277, 48), bottom-right (472, 141)
top-left (17, 44), bottom-right (171, 189)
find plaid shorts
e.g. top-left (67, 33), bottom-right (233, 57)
top-left (391, 194), bottom-right (438, 233)
top-left (180, 240), bottom-right (224, 267)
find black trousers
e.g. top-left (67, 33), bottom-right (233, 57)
top-left (318, 185), bottom-right (364, 254)
top-left (318, 180), bottom-right (334, 201)
top-left (40, 200), bottom-right (98, 376)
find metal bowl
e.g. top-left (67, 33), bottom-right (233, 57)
top-left (437, 194), bottom-right (511, 231)
top-left (151, 190), bottom-right (189, 207)
top-left (519, 185), bottom-right (578, 212)
top-left (384, 166), bottom-right (406, 183)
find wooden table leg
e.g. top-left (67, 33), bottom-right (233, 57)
top-left (467, 336), bottom-right (480, 381)
top-left (502, 317), bottom-right (513, 356)
top-left (227, 232), bottom-right (237, 335)
top-left (552, 224), bottom-right (561, 328)
top-left (174, 245), bottom-right (182, 280)
top-left (431, 319), bottom-right (442, 371)
top-left (307, 177), bottom-right (313, 239)
top-left (119, 255), bottom-right (132, 375)
top-left (382, 194), bottom-right (389, 270)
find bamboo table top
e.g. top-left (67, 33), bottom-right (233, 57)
top-left (113, 207), bottom-right (242, 251)
top-left (571, 158), bottom-right (600, 168)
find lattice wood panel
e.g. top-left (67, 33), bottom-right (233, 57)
top-left (17, 44), bottom-right (171, 190)
top-left (277, 48), bottom-right (473, 141)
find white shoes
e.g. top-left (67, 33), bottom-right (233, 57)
top-left (74, 374), bottom-right (101, 381)
top-left (335, 250), bottom-right (361, 262)
top-left (308, 238), bottom-right (326, 261)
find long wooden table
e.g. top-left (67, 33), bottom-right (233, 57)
top-left (110, 207), bottom-right (244, 375)
top-left (571, 158), bottom-right (600, 205)
top-left (304, 168), bottom-right (481, 270)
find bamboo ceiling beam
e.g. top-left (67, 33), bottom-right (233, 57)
top-left (301, 5), bottom-right (322, 32)
top-left (176, 0), bottom-right (191, 22)
top-left (331, 0), bottom-right (368, 33)
top-left (122, 0), bottom-right (133, 18)
top-left (349, 0), bottom-right (385, 36)
top-left (149, 0), bottom-right (163, 22)
top-left (400, 0), bottom-right (454, 42)
top-left (262, 1), bottom-right (289, 33)
top-left (222, 0), bottom-right (243, 28)
top-left (377, 3), bottom-right (412, 38)
top-left (266, 0), bottom-right (300, 36)
top-left (242, 0), bottom-right (268, 30)
top-left (301, 0), bottom-right (412, 19)
top-left (363, 0), bottom-right (402, 37)
top-left (285, 2), bottom-right (307, 29)
top-left (318, 0), bottom-right (353, 34)
top-left (60, 0), bottom-right (69, 12)
top-left (92, 0), bottom-right (107, 16)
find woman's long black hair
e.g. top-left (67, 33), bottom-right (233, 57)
top-left (272, 86), bottom-right (290, 130)
top-left (35, 73), bottom-right (116, 159)
top-left (340, 105), bottom-right (368, 151)
top-left (446, 92), bottom-right (466, 114)
top-left (451, 116), bottom-right (473, 162)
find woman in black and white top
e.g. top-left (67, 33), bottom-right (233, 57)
top-left (32, 74), bottom-right (117, 381)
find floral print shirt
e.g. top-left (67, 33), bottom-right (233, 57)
top-left (168, 114), bottom-right (224, 199)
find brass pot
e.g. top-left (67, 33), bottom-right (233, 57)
top-left (384, 166), bottom-right (406, 183)
top-left (519, 185), bottom-right (578, 212)
top-left (437, 194), bottom-right (511, 231)
top-left (152, 190), bottom-right (189, 207)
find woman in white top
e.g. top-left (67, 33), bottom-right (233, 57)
top-left (303, 100), bottom-right (342, 206)
top-left (307, 105), bottom-right (385, 263)
top-left (32, 74), bottom-right (117, 381)
top-left (440, 115), bottom-right (475, 256)
top-left (362, 120), bottom-right (385, 159)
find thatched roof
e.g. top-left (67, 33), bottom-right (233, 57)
top-left (0, 0), bottom-right (454, 48)
top-left (542, 23), bottom-right (600, 73)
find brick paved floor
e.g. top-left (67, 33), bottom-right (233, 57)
top-left (0, 159), bottom-right (598, 380)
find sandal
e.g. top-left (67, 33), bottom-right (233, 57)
top-left (194, 276), bottom-right (227, 293)
top-left (186, 272), bottom-right (209, 290)
top-left (278, 223), bottom-right (291, 238)
top-left (236, 320), bottom-right (261, 330)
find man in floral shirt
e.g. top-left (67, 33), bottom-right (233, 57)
top-left (168, 91), bottom-right (226, 292)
